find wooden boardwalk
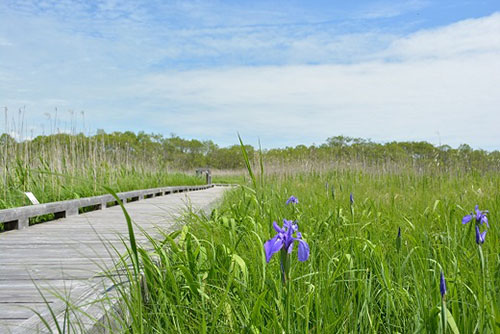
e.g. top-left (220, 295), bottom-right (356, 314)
top-left (0, 186), bottom-right (229, 333)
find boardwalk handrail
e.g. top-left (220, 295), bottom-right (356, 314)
top-left (0, 184), bottom-right (214, 230)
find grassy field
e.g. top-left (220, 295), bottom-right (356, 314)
top-left (0, 134), bottom-right (207, 210)
top-left (104, 166), bottom-right (499, 333)
top-left (2, 129), bottom-right (498, 332)
top-left (0, 169), bottom-right (206, 209)
top-left (0, 129), bottom-right (245, 210)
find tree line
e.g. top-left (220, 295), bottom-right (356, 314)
top-left (1, 131), bottom-right (499, 173)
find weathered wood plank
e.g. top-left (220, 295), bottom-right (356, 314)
top-left (0, 303), bottom-right (55, 320)
top-left (0, 186), bottom-right (230, 334)
top-left (0, 185), bottom-right (213, 230)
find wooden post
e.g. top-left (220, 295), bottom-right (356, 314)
top-left (197, 168), bottom-right (211, 185)
top-left (17, 217), bottom-right (29, 230)
top-left (66, 207), bottom-right (79, 216)
top-left (1, 184), bottom-right (221, 232)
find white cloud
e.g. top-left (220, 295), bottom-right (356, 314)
top-left (382, 12), bottom-right (500, 60)
top-left (0, 2), bottom-right (499, 150)
top-left (128, 54), bottom-right (497, 146)
top-left (126, 13), bottom-right (500, 149)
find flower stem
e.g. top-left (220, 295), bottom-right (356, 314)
top-left (280, 250), bottom-right (292, 333)
top-left (286, 277), bottom-right (291, 333)
top-left (478, 244), bottom-right (486, 332)
top-left (441, 297), bottom-right (447, 334)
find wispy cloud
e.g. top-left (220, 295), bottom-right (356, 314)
top-left (129, 56), bottom-right (499, 148)
top-left (357, 0), bottom-right (429, 19)
top-left (0, 1), bottom-right (499, 149)
top-left (382, 12), bottom-right (500, 60)
top-left (126, 12), bottom-right (500, 149)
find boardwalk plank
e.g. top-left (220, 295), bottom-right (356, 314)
top-left (0, 186), bottom-right (228, 334)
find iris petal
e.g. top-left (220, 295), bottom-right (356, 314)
top-left (480, 230), bottom-right (487, 243)
top-left (264, 235), bottom-right (283, 263)
top-left (286, 196), bottom-right (298, 205)
top-left (283, 219), bottom-right (293, 229)
top-left (273, 221), bottom-right (284, 233)
top-left (481, 216), bottom-right (489, 228)
top-left (440, 271), bottom-right (446, 297)
top-left (462, 215), bottom-right (472, 224)
top-left (475, 226), bottom-right (487, 244)
top-left (297, 239), bottom-right (310, 262)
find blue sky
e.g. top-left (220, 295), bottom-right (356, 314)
top-left (1, 1), bottom-right (499, 150)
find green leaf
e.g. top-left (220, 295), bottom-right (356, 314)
top-left (238, 133), bottom-right (257, 189)
top-left (104, 186), bottom-right (139, 277)
top-left (231, 253), bottom-right (248, 283)
top-left (446, 308), bottom-right (460, 334)
top-left (433, 199), bottom-right (440, 212)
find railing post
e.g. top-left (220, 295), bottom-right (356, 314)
top-left (66, 208), bottom-right (79, 217)
top-left (17, 217), bottom-right (29, 230)
top-left (1, 183), bottom-right (223, 232)
top-left (196, 168), bottom-right (211, 185)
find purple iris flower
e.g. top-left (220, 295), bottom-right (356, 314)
top-left (440, 271), bottom-right (446, 298)
top-left (395, 227), bottom-right (402, 252)
top-left (475, 225), bottom-right (487, 244)
top-left (350, 193), bottom-right (354, 205)
top-left (462, 205), bottom-right (489, 227)
top-left (286, 196), bottom-right (299, 205)
top-left (263, 219), bottom-right (309, 263)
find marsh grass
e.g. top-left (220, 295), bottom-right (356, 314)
top-left (4, 115), bottom-right (497, 332)
top-left (0, 152), bottom-right (203, 211)
top-left (34, 166), bottom-right (497, 333)
top-left (1, 111), bottom-right (207, 211)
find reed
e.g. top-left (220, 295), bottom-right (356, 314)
top-left (0, 110), bottom-right (204, 211)
top-left (87, 166), bottom-right (497, 333)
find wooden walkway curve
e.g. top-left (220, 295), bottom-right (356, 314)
top-left (0, 185), bottom-right (229, 333)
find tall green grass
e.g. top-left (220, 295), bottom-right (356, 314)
top-left (1, 112), bottom-right (210, 210)
top-left (0, 136), bottom-right (205, 210)
top-left (89, 167), bottom-right (498, 333)
top-left (9, 128), bottom-right (496, 332)
top-left (0, 166), bottom-right (203, 210)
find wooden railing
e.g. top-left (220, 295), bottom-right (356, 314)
top-left (0, 184), bottom-right (214, 231)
